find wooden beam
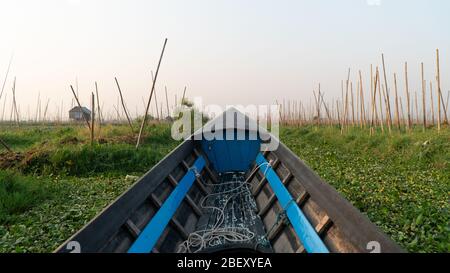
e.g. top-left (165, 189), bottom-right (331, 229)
top-left (167, 174), bottom-right (203, 216)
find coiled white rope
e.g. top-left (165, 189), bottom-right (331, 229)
top-left (177, 161), bottom-right (273, 253)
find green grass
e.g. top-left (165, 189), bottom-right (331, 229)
top-left (0, 173), bottom-right (135, 252)
top-left (0, 122), bottom-right (179, 252)
top-left (0, 171), bottom-right (51, 224)
top-left (280, 126), bottom-right (449, 253)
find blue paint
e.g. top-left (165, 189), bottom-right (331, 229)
top-left (201, 130), bottom-right (260, 173)
top-left (255, 153), bottom-right (329, 253)
top-left (127, 156), bottom-right (206, 253)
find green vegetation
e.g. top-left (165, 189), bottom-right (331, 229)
top-left (0, 123), bottom-right (448, 253)
top-left (280, 126), bottom-right (449, 253)
top-left (0, 122), bottom-right (179, 252)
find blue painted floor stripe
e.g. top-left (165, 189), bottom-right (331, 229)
top-left (255, 153), bottom-right (329, 253)
top-left (128, 156), bottom-right (206, 253)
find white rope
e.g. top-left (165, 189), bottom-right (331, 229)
top-left (177, 161), bottom-right (273, 253)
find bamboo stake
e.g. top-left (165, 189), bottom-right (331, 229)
top-left (0, 53), bottom-right (13, 102)
top-left (336, 100), bottom-right (342, 134)
top-left (12, 77), bottom-right (19, 126)
top-left (370, 65), bottom-right (378, 135)
top-left (95, 82), bottom-right (102, 134)
top-left (43, 99), bottom-right (50, 123)
top-left (399, 97), bottom-right (404, 126)
top-left (150, 71), bottom-right (160, 121)
top-left (351, 82), bottom-right (355, 126)
top-left (344, 68), bottom-right (351, 129)
top-left (356, 81), bottom-right (360, 126)
top-left (359, 70), bottom-right (366, 128)
top-left (377, 68), bottom-right (384, 132)
top-left (415, 92), bottom-right (419, 125)
top-left (181, 86), bottom-right (187, 106)
top-left (319, 92), bottom-right (331, 125)
top-left (313, 89), bottom-right (320, 126)
top-left (430, 82), bottom-right (435, 126)
top-left (136, 38), bottom-right (168, 149)
top-left (405, 62), bottom-right (412, 131)
top-left (421, 63), bottom-right (426, 130)
top-left (70, 85), bottom-right (91, 129)
top-left (165, 86), bottom-right (170, 118)
top-left (1, 93), bottom-right (7, 121)
top-left (35, 92), bottom-right (40, 122)
top-left (115, 77), bottom-right (134, 132)
top-left (382, 54), bottom-right (393, 132)
top-left (436, 49), bottom-right (441, 131)
top-left (91, 93), bottom-right (95, 145)
top-left (393, 73), bottom-right (401, 130)
top-left (445, 91), bottom-right (450, 116)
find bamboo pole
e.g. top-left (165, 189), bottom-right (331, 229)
top-left (12, 77), bottom-right (19, 126)
top-left (43, 99), bottom-right (50, 123)
top-left (35, 92), bottom-right (40, 122)
top-left (336, 100), bottom-right (342, 134)
top-left (351, 82), bottom-right (355, 126)
top-left (115, 77), bottom-right (134, 132)
top-left (399, 97), bottom-right (404, 126)
top-left (377, 69), bottom-right (384, 132)
top-left (436, 49), bottom-right (442, 131)
top-left (165, 86), bottom-right (170, 118)
top-left (313, 89), bottom-right (320, 126)
top-left (91, 92), bottom-right (95, 145)
top-left (319, 92), bottom-right (331, 125)
top-left (181, 86), bottom-right (187, 106)
top-left (382, 54), bottom-right (392, 132)
top-left (136, 38), bottom-right (168, 149)
top-left (430, 82), bottom-right (435, 126)
top-left (405, 62), bottom-right (412, 131)
top-left (421, 63), bottom-right (426, 130)
top-left (415, 92), bottom-right (419, 125)
top-left (95, 82), bottom-right (102, 134)
top-left (1, 93), bottom-right (7, 121)
top-left (344, 68), bottom-right (351, 129)
top-left (445, 91), bottom-right (450, 115)
top-left (370, 65), bottom-right (378, 135)
top-left (150, 71), bottom-right (161, 121)
top-left (70, 85), bottom-right (91, 129)
top-left (0, 53), bottom-right (13, 102)
top-left (393, 73), bottom-right (401, 130)
top-left (356, 81), bottom-right (360, 126)
top-left (359, 70), bottom-right (366, 128)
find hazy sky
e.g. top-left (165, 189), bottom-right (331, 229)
top-left (0, 0), bottom-right (449, 119)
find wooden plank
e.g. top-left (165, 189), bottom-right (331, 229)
top-left (124, 219), bottom-right (141, 239)
top-left (295, 215), bottom-right (332, 253)
top-left (267, 217), bottom-right (286, 242)
top-left (181, 160), bottom-right (209, 194)
top-left (167, 174), bottom-right (203, 216)
top-left (150, 194), bottom-right (189, 240)
top-left (193, 148), bottom-right (218, 183)
top-left (296, 191), bottom-right (310, 207)
top-left (252, 159), bottom-right (280, 196)
top-left (258, 173), bottom-right (293, 217)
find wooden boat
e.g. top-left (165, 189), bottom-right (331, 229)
top-left (56, 108), bottom-right (403, 253)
